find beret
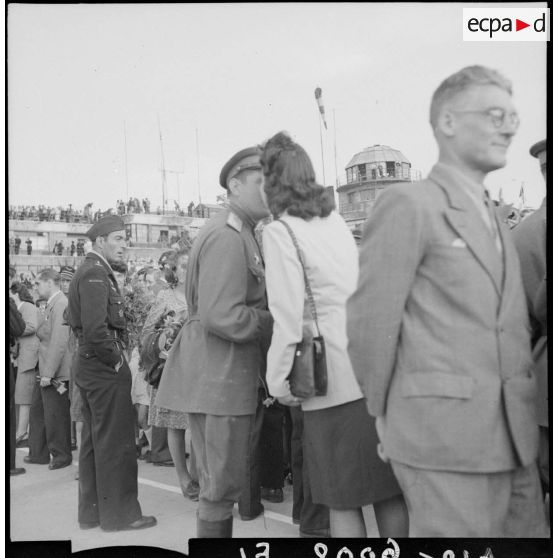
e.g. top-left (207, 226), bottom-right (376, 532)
top-left (219, 147), bottom-right (263, 189)
top-left (86, 215), bottom-right (125, 241)
top-left (59, 266), bottom-right (75, 281)
top-left (529, 139), bottom-right (546, 158)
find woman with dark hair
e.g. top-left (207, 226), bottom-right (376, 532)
top-left (10, 282), bottom-right (40, 447)
top-left (140, 246), bottom-right (199, 500)
top-left (261, 132), bottom-right (408, 537)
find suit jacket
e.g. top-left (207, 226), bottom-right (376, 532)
top-left (347, 163), bottom-right (538, 473)
top-left (15, 300), bottom-right (40, 372)
top-left (512, 200), bottom-right (547, 427)
top-left (37, 291), bottom-right (72, 380)
top-left (156, 205), bottom-right (273, 416)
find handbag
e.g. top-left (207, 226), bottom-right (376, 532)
top-left (277, 219), bottom-right (328, 399)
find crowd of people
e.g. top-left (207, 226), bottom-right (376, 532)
top-left (9, 66), bottom-right (547, 540)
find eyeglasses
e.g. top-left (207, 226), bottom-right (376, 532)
top-left (450, 108), bottom-right (520, 129)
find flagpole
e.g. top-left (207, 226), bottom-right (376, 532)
top-left (124, 120), bottom-right (129, 201)
top-left (318, 111), bottom-right (326, 186)
top-left (196, 128), bottom-right (202, 205)
top-left (333, 109), bottom-right (339, 188)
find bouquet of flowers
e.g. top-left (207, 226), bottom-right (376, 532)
top-left (141, 308), bottom-right (187, 388)
top-left (122, 276), bottom-right (155, 354)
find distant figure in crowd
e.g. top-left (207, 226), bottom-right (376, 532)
top-left (26, 238), bottom-right (32, 255)
top-left (9, 266), bottom-right (27, 476)
top-left (25, 269), bottom-right (72, 470)
top-left (10, 282), bottom-right (40, 450)
top-left (261, 132), bottom-right (408, 537)
top-left (59, 266), bottom-right (75, 296)
top-left (67, 215), bottom-right (156, 531)
top-left (347, 65), bottom-right (545, 537)
top-left (70, 241), bottom-right (76, 256)
top-left (512, 139), bottom-right (548, 498)
top-left (15, 235), bottom-right (21, 254)
top-left (156, 146), bottom-right (272, 538)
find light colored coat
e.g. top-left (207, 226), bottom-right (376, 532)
top-left (37, 291), bottom-right (72, 380)
top-left (263, 211), bottom-right (363, 411)
top-left (347, 163), bottom-right (538, 473)
top-left (15, 300), bottom-right (40, 372)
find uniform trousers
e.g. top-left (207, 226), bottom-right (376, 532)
top-left (9, 363), bottom-right (17, 469)
top-left (391, 460), bottom-right (547, 537)
top-left (238, 391), bottom-right (264, 517)
top-left (189, 413), bottom-right (254, 522)
top-left (76, 357), bottom-right (142, 529)
top-left (28, 381), bottom-right (72, 465)
top-left (259, 401), bottom-right (287, 490)
top-left (290, 407), bottom-right (330, 533)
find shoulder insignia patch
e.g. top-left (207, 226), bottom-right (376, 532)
top-left (88, 279), bottom-right (104, 283)
top-left (226, 212), bottom-right (243, 233)
top-left (94, 261), bottom-right (102, 266)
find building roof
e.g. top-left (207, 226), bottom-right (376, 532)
top-left (345, 145), bottom-right (411, 169)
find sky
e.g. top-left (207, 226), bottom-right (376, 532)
top-left (7, 2), bottom-right (548, 212)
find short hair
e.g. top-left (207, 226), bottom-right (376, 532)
top-left (260, 131), bottom-right (335, 220)
top-left (37, 268), bottom-right (61, 285)
top-left (10, 282), bottom-right (34, 303)
top-left (429, 65), bottom-right (513, 128)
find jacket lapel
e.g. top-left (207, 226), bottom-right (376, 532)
top-left (430, 165), bottom-right (503, 296)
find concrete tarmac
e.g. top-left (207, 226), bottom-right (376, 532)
top-left (10, 447), bottom-right (381, 555)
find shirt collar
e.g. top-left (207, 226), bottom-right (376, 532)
top-left (436, 162), bottom-right (486, 203)
top-left (91, 249), bottom-right (112, 270)
top-left (47, 290), bottom-right (61, 306)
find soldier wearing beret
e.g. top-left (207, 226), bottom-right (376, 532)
top-left (512, 139), bottom-right (548, 497)
top-left (155, 146), bottom-right (273, 537)
top-left (66, 216), bottom-right (156, 532)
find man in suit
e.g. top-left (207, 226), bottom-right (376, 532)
top-left (512, 139), bottom-right (548, 495)
top-left (155, 147), bottom-right (273, 537)
top-left (347, 66), bottom-right (545, 537)
top-left (67, 216), bottom-right (156, 532)
top-left (25, 269), bottom-right (72, 470)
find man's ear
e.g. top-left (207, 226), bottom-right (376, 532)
top-left (228, 177), bottom-right (241, 197)
top-left (437, 107), bottom-right (456, 138)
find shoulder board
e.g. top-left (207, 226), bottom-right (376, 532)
top-left (226, 212), bottom-right (243, 233)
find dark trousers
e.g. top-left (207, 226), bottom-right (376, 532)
top-left (238, 393), bottom-right (265, 517)
top-left (290, 407), bottom-right (329, 532)
top-left (150, 425), bottom-right (172, 463)
top-left (259, 402), bottom-right (286, 489)
top-left (28, 381), bottom-right (72, 465)
top-left (76, 358), bottom-right (142, 529)
top-left (189, 412), bottom-right (253, 522)
top-left (9, 364), bottom-right (17, 469)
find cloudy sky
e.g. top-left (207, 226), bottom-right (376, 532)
top-left (8, 2), bottom-right (547, 212)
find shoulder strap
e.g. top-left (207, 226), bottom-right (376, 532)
top-left (277, 219), bottom-right (320, 336)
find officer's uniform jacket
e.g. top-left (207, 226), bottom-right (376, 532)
top-left (66, 251), bottom-right (127, 370)
top-left (156, 206), bottom-right (273, 416)
top-left (513, 199), bottom-right (547, 427)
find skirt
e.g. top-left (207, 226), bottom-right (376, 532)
top-left (15, 367), bottom-right (37, 405)
top-left (148, 386), bottom-right (189, 430)
top-left (303, 398), bottom-right (402, 510)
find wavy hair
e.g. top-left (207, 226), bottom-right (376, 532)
top-left (159, 246), bottom-right (190, 287)
top-left (10, 282), bottom-right (34, 304)
top-left (260, 132), bottom-right (335, 220)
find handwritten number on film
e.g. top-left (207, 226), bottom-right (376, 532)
top-left (314, 538), bottom-right (400, 558)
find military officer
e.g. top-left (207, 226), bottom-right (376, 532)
top-left (513, 139), bottom-right (548, 494)
top-left (156, 146), bottom-right (273, 538)
top-left (67, 215), bottom-right (156, 532)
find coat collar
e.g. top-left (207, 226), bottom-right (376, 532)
top-left (85, 251), bottom-right (120, 290)
top-left (429, 163), bottom-right (504, 296)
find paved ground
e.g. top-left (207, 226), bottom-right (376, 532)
top-left (10, 447), bottom-right (382, 556)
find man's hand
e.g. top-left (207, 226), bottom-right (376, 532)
top-left (40, 376), bottom-right (52, 388)
top-left (276, 393), bottom-right (302, 407)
